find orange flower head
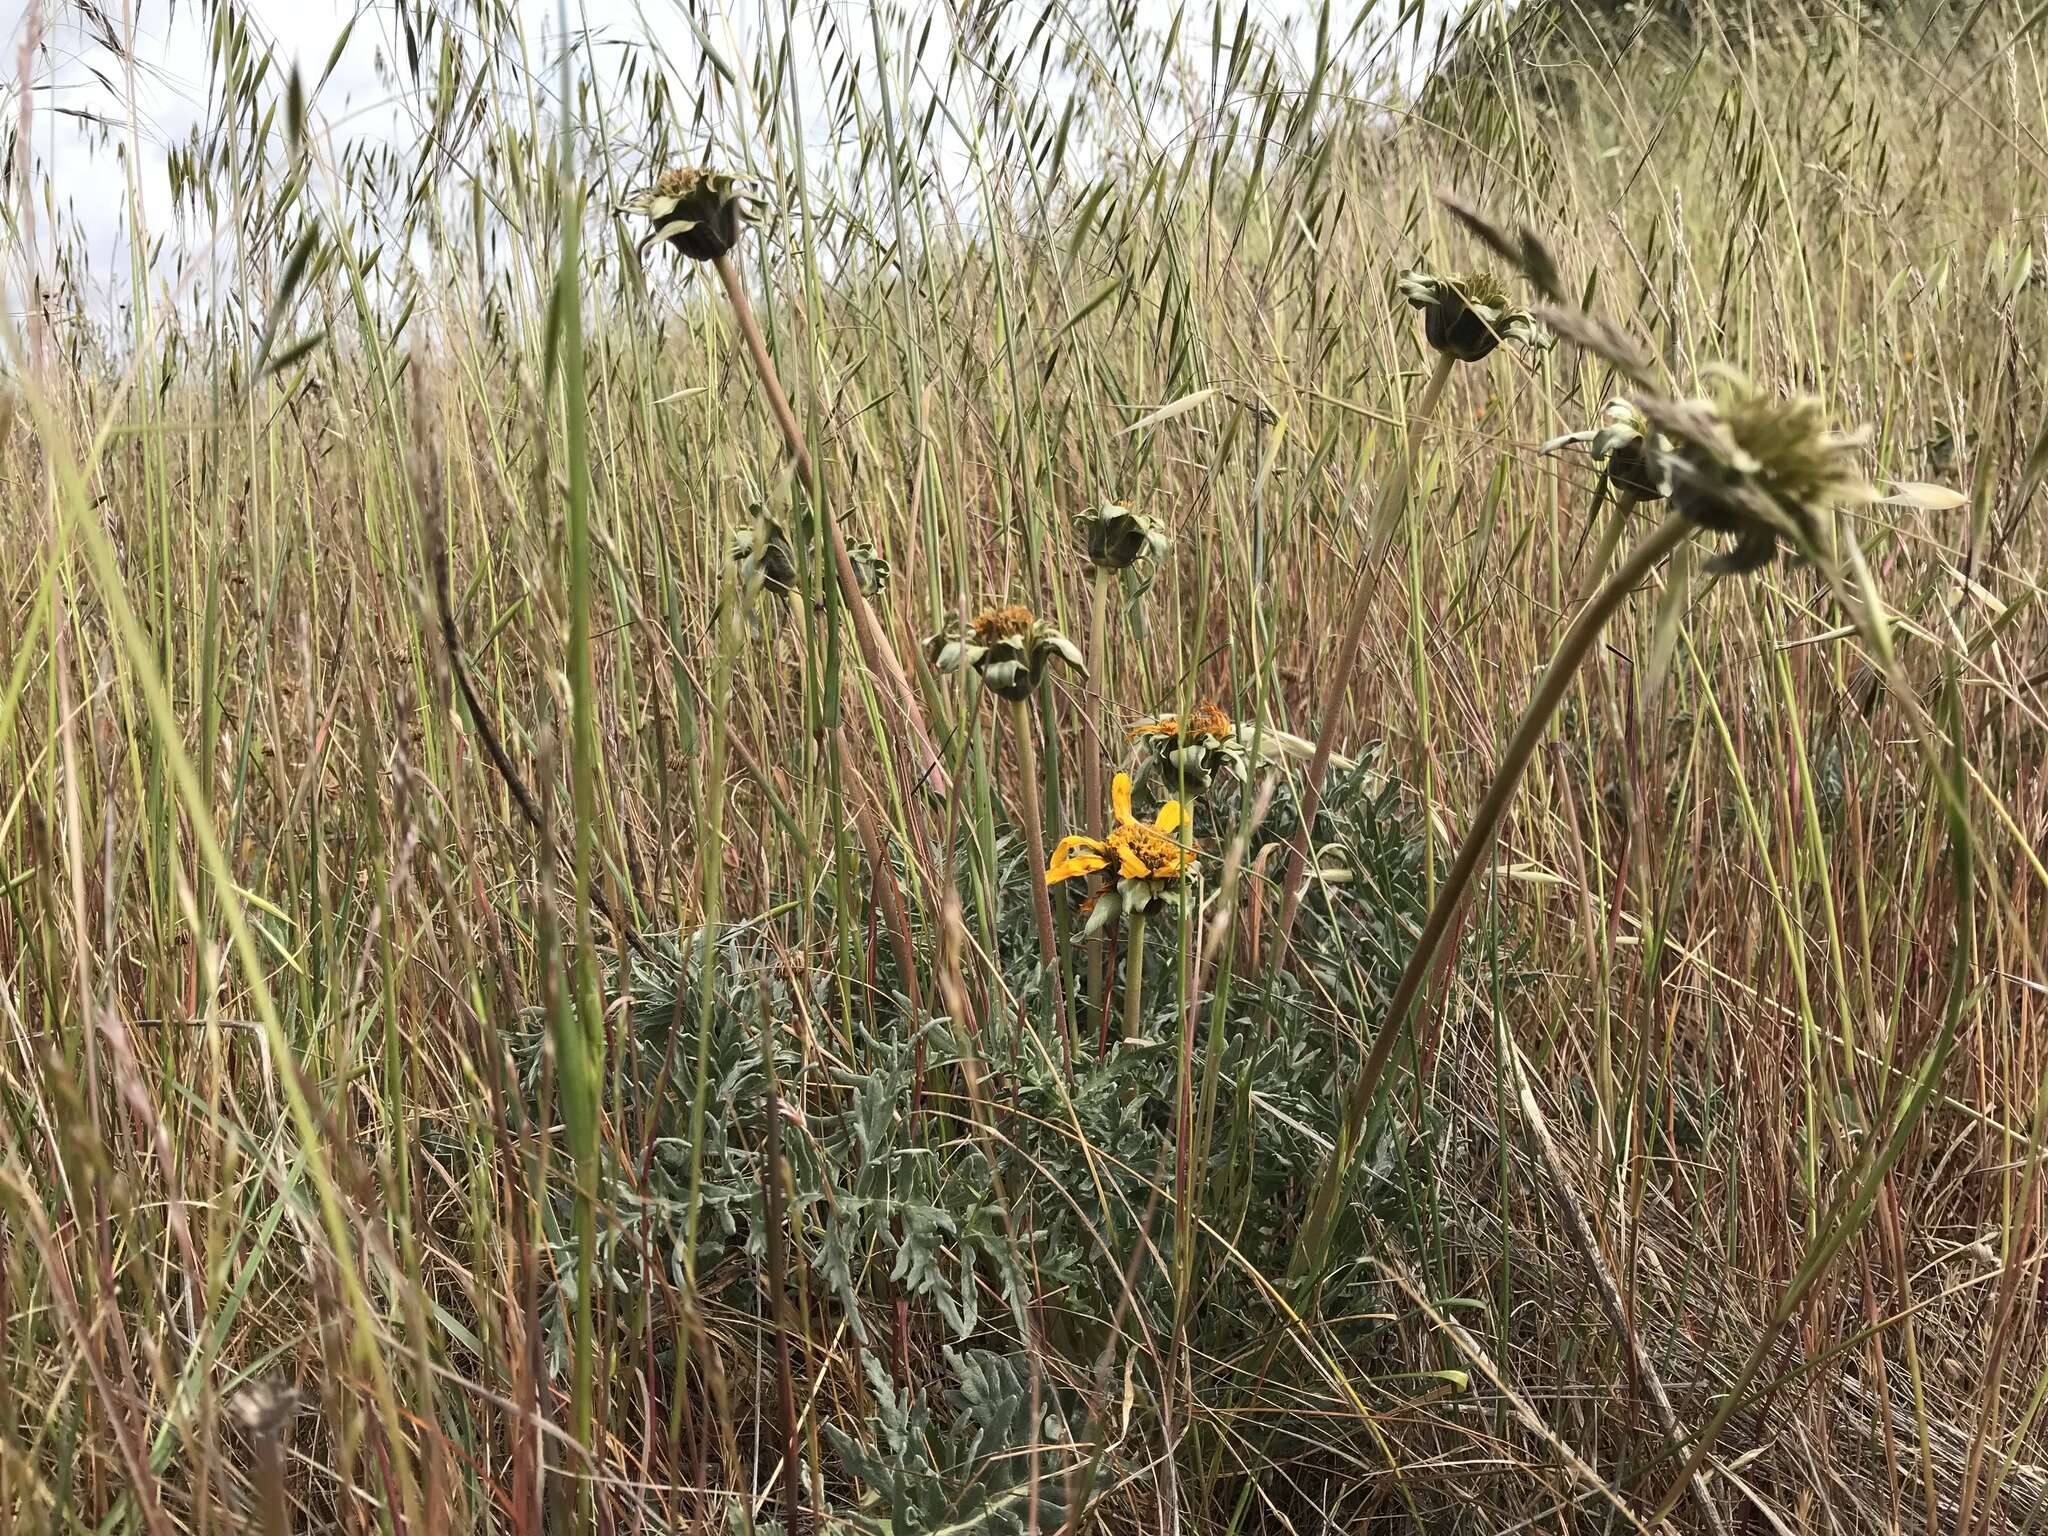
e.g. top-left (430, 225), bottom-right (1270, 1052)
top-left (971, 604), bottom-right (1036, 645)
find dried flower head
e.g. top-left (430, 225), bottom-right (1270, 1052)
top-left (1127, 699), bottom-right (1240, 795)
top-left (1541, 398), bottom-right (1667, 502)
top-left (621, 166), bottom-right (763, 263)
top-left (1072, 501), bottom-right (1170, 573)
top-left (1642, 372), bottom-right (1876, 574)
top-left (930, 605), bottom-right (1086, 702)
top-left (847, 539), bottom-right (890, 599)
top-left (1399, 265), bottom-right (1552, 363)
top-left (1125, 701), bottom-right (1330, 797)
top-left (729, 509), bottom-right (797, 602)
top-left (1047, 772), bottom-right (1197, 934)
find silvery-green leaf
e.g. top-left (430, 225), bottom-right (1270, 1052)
top-left (1079, 890), bottom-right (1124, 938)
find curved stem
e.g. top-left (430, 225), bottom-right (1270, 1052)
top-left (1268, 351), bottom-right (1457, 974)
top-left (1287, 512), bottom-right (1694, 1284)
top-left (1582, 490), bottom-right (1641, 599)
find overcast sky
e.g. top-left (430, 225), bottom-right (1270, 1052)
top-left (9, 0), bottom-right (1360, 320)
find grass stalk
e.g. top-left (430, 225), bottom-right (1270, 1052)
top-left (1268, 350), bottom-right (1457, 975)
top-left (1289, 512), bottom-right (1694, 1284)
top-left (710, 251), bottom-right (951, 801)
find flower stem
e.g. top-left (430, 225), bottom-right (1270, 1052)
top-left (711, 251), bottom-right (951, 800)
top-left (1287, 512), bottom-right (1694, 1286)
top-left (1268, 350), bottom-right (1457, 975)
top-left (1085, 563), bottom-right (1114, 1016)
top-left (1582, 489), bottom-right (1641, 599)
top-left (1122, 908), bottom-right (1148, 1042)
top-left (1011, 694), bottom-right (1072, 1073)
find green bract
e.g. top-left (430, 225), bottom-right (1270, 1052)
top-left (1541, 399), bottom-right (1668, 502)
top-left (1398, 265), bottom-right (1552, 363)
top-left (728, 510), bottom-right (797, 602)
top-left (929, 605), bottom-right (1086, 702)
top-left (1072, 501), bottom-right (1170, 574)
top-left (1641, 372), bottom-right (1876, 574)
top-left (621, 166), bottom-right (764, 263)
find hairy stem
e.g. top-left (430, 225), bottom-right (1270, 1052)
top-left (1086, 564), bottom-right (1114, 1017)
top-left (1123, 908), bottom-right (1148, 1043)
top-left (1011, 693), bottom-right (1072, 1073)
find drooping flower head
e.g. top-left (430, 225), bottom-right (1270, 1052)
top-left (1641, 372), bottom-right (1876, 574)
top-left (621, 166), bottom-right (764, 263)
top-left (1399, 266), bottom-right (1552, 363)
top-left (1047, 772), bottom-right (1197, 935)
top-left (1127, 699), bottom-right (1242, 796)
top-left (847, 539), bottom-right (890, 599)
top-left (929, 605), bottom-right (1086, 702)
top-left (728, 508), bottom-right (797, 602)
top-left (1072, 501), bottom-right (1170, 574)
top-left (1541, 398), bottom-right (1667, 503)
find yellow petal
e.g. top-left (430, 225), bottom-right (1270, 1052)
top-left (1047, 837), bottom-right (1110, 885)
top-left (1111, 772), bottom-right (1135, 826)
top-left (1153, 800), bottom-right (1183, 835)
top-left (1116, 843), bottom-right (1151, 879)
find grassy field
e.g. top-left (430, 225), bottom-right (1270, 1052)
top-left (4, 0), bottom-right (2047, 1528)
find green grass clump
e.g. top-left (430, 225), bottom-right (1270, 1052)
top-left (3, 0), bottom-right (2046, 1530)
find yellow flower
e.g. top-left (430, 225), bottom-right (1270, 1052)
top-left (1047, 774), bottom-right (1194, 934)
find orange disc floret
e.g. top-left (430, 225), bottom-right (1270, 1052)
top-left (1107, 822), bottom-right (1190, 880)
top-left (970, 604), bottom-right (1036, 644)
top-left (1185, 699), bottom-right (1233, 739)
